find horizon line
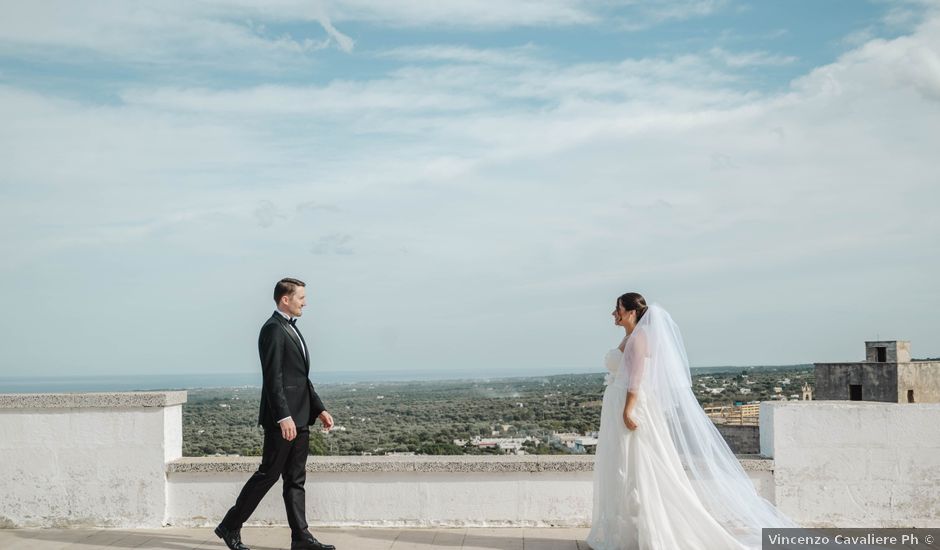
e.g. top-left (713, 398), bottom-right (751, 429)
top-left (0, 363), bottom-right (815, 381)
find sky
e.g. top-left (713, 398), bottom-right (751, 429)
top-left (1, 0), bottom-right (938, 379)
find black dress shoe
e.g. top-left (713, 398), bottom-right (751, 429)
top-left (215, 523), bottom-right (250, 550)
top-left (290, 531), bottom-right (336, 550)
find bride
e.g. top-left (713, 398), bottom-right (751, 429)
top-left (586, 292), bottom-right (796, 550)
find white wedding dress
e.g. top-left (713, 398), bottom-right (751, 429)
top-left (586, 305), bottom-right (795, 550)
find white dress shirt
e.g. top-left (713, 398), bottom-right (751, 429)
top-left (274, 309), bottom-right (307, 359)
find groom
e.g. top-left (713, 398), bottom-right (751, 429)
top-left (215, 278), bottom-right (336, 550)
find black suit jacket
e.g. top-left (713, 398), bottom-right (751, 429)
top-left (257, 312), bottom-right (326, 431)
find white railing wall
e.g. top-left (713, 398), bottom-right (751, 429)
top-left (1, 392), bottom-right (938, 528)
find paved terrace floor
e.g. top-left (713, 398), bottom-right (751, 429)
top-left (0, 527), bottom-right (592, 550)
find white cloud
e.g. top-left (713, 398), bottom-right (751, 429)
top-left (0, 0), bottom-right (730, 69)
top-left (708, 47), bottom-right (797, 67)
top-left (610, 0), bottom-right (728, 31)
top-left (119, 82), bottom-right (488, 115)
top-left (2, 6), bottom-right (940, 375)
top-left (0, 0), bottom-right (351, 67)
top-left (378, 44), bottom-right (542, 67)
top-left (794, 14), bottom-right (940, 101)
top-left (324, 0), bottom-right (600, 28)
top-left (310, 233), bottom-right (354, 255)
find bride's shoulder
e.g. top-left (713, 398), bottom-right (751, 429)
top-left (625, 326), bottom-right (650, 348)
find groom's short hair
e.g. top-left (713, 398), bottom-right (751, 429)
top-left (274, 277), bottom-right (306, 303)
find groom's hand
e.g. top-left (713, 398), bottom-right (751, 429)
top-left (279, 417), bottom-right (298, 441)
top-left (318, 411), bottom-right (334, 431)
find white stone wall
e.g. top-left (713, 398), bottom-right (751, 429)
top-left (165, 458), bottom-right (774, 528)
top-left (168, 470), bottom-right (594, 527)
top-left (4, 393), bottom-right (938, 529)
top-left (760, 400), bottom-right (940, 528)
top-left (0, 392), bottom-right (185, 528)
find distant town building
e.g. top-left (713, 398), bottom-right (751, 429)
top-left (704, 402), bottom-right (760, 425)
top-left (546, 432), bottom-right (598, 454)
top-left (738, 403), bottom-right (760, 419)
top-left (454, 436), bottom-right (538, 455)
top-left (815, 340), bottom-right (940, 403)
top-left (574, 437), bottom-right (598, 454)
top-left (551, 432), bottom-right (581, 448)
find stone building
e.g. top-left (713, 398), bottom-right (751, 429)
top-left (815, 340), bottom-right (940, 403)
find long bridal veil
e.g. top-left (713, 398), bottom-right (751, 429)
top-left (622, 304), bottom-right (797, 547)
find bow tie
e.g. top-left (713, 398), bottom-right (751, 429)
top-left (288, 318), bottom-right (297, 326)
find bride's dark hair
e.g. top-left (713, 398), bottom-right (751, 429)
top-left (618, 292), bottom-right (648, 322)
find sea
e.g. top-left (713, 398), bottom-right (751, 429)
top-left (0, 364), bottom-right (809, 393)
top-left (0, 367), bottom-right (596, 393)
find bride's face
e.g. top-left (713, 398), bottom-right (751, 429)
top-left (613, 302), bottom-right (635, 327)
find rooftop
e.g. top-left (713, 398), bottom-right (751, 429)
top-left (0, 527), bottom-right (589, 550)
top-left (2, 392), bottom-right (938, 531)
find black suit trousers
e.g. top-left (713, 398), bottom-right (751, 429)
top-left (222, 427), bottom-right (310, 535)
